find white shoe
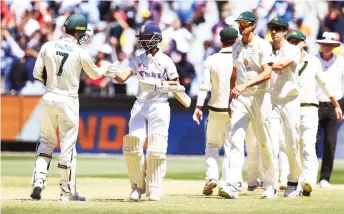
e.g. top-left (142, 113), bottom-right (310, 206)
top-left (284, 185), bottom-right (302, 197)
top-left (261, 189), bottom-right (277, 199)
top-left (129, 188), bottom-right (142, 201)
top-left (218, 184), bottom-right (238, 199)
top-left (320, 180), bottom-right (331, 188)
top-left (302, 182), bottom-right (313, 196)
top-left (148, 192), bottom-right (161, 201)
top-left (202, 179), bottom-right (217, 196)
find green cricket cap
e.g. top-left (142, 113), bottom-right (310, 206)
top-left (220, 27), bottom-right (238, 41)
top-left (285, 30), bottom-right (306, 41)
top-left (268, 17), bottom-right (289, 29)
top-left (235, 11), bottom-right (256, 22)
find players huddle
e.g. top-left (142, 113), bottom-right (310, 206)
top-left (194, 11), bottom-right (343, 200)
top-left (30, 12), bottom-right (343, 201)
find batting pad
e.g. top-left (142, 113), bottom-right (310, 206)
top-left (123, 135), bottom-right (146, 191)
top-left (59, 148), bottom-right (77, 196)
top-left (31, 153), bottom-right (52, 188)
top-left (146, 134), bottom-right (168, 197)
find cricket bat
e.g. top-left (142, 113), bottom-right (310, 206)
top-left (173, 92), bottom-right (191, 108)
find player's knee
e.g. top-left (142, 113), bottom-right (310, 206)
top-left (37, 141), bottom-right (55, 156)
top-left (147, 134), bottom-right (167, 159)
top-left (123, 135), bottom-right (142, 156)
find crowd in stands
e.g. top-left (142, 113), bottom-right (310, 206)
top-left (1, 0), bottom-right (344, 97)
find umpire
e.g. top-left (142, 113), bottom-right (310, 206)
top-left (315, 32), bottom-right (344, 188)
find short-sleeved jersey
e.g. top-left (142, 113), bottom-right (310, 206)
top-left (128, 51), bottom-right (179, 101)
top-left (233, 35), bottom-right (274, 94)
top-left (33, 34), bottom-right (105, 98)
top-left (200, 47), bottom-right (233, 108)
top-left (316, 54), bottom-right (344, 102)
top-left (269, 41), bottom-right (301, 99)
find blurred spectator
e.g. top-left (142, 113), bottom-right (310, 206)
top-left (2, 0), bottom-right (344, 97)
top-left (174, 51), bottom-right (196, 95)
top-left (1, 28), bottom-right (25, 93)
top-left (85, 44), bottom-right (114, 97)
top-left (203, 40), bottom-right (216, 60)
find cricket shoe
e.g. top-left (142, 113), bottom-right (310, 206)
top-left (148, 192), bottom-right (161, 201)
top-left (60, 189), bottom-right (86, 201)
top-left (30, 178), bottom-right (44, 200)
top-left (320, 180), bottom-right (331, 188)
top-left (260, 189), bottom-right (277, 199)
top-left (284, 184), bottom-right (302, 197)
top-left (129, 188), bottom-right (142, 201)
top-left (202, 179), bottom-right (217, 196)
top-left (302, 182), bottom-right (312, 196)
top-left (30, 186), bottom-right (42, 200)
top-left (218, 184), bottom-right (238, 199)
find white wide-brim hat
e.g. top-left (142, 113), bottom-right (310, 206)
top-left (316, 32), bottom-right (341, 47)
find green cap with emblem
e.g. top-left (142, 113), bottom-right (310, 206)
top-left (64, 14), bottom-right (87, 31)
top-left (268, 17), bottom-right (289, 29)
top-left (285, 30), bottom-right (306, 41)
top-left (235, 11), bottom-right (257, 22)
top-left (220, 27), bottom-right (238, 41)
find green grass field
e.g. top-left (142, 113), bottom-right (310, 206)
top-left (2, 153), bottom-right (344, 214)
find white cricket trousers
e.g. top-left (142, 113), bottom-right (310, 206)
top-left (129, 100), bottom-right (170, 140)
top-left (228, 92), bottom-right (277, 190)
top-left (300, 106), bottom-right (319, 188)
top-left (270, 96), bottom-right (302, 184)
top-left (205, 111), bottom-right (239, 187)
top-left (37, 96), bottom-right (79, 166)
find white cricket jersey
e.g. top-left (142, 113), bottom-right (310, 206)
top-left (233, 35), bottom-right (274, 95)
top-left (198, 47), bottom-right (233, 109)
top-left (316, 54), bottom-right (344, 102)
top-left (128, 51), bottom-right (179, 102)
top-left (270, 41), bottom-right (301, 99)
top-left (33, 34), bottom-right (105, 99)
top-left (298, 52), bottom-right (332, 104)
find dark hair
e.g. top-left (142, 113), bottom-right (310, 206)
top-left (221, 39), bottom-right (236, 46)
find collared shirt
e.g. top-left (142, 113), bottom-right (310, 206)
top-left (129, 51), bottom-right (178, 102)
top-left (316, 54), bottom-right (344, 102)
top-left (197, 47), bottom-right (233, 109)
top-left (33, 34), bottom-right (106, 99)
top-left (233, 35), bottom-right (274, 95)
top-left (298, 52), bottom-right (332, 104)
top-left (270, 41), bottom-right (301, 99)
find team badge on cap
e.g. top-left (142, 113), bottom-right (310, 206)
top-left (140, 26), bottom-right (145, 33)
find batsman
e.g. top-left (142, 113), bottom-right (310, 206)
top-left (104, 23), bottom-right (187, 201)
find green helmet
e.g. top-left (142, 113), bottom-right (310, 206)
top-left (64, 14), bottom-right (89, 45)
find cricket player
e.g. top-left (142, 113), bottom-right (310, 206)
top-left (104, 23), bottom-right (183, 201)
top-left (315, 32), bottom-right (344, 188)
top-left (192, 27), bottom-right (240, 196)
top-left (268, 17), bottom-right (302, 197)
top-left (31, 14), bottom-right (114, 201)
top-left (223, 11), bottom-right (277, 199)
top-left (285, 30), bottom-right (342, 196)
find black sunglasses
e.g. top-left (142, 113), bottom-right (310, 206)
top-left (288, 38), bottom-right (302, 45)
top-left (269, 26), bottom-right (285, 32)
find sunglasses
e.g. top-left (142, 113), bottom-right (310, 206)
top-left (269, 26), bottom-right (285, 32)
top-left (288, 38), bottom-right (302, 45)
top-left (237, 22), bottom-right (252, 27)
